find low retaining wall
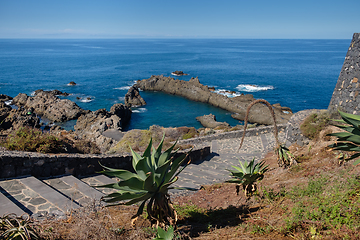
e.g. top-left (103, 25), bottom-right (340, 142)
top-left (179, 124), bottom-right (286, 146)
top-left (0, 124), bottom-right (286, 179)
top-left (0, 147), bottom-right (210, 179)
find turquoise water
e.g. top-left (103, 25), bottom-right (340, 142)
top-left (0, 39), bottom-right (350, 130)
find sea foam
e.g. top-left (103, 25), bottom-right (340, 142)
top-left (114, 86), bottom-right (131, 90)
top-left (214, 89), bottom-right (242, 98)
top-left (236, 84), bottom-right (274, 92)
top-left (132, 108), bottom-right (147, 113)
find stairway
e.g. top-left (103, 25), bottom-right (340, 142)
top-left (0, 131), bottom-right (283, 217)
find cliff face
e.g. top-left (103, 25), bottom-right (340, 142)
top-left (136, 75), bottom-right (293, 125)
top-left (329, 33), bottom-right (360, 115)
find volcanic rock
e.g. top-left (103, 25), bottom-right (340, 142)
top-left (0, 94), bottom-right (13, 102)
top-left (171, 71), bottom-right (188, 76)
top-left (74, 103), bottom-right (132, 153)
top-left (124, 86), bottom-right (146, 107)
top-left (0, 101), bottom-right (12, 127)
top-left (135, 75), bottom-right (293, 125)
top-left (196, 114), bottom-right (230, 129)
top-left (12, 90), bottom-right (88, 122)
top-left (0, 107), bottom-right (40, 130)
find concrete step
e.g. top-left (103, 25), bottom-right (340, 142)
top-left (19, 176), bottom-right (80, 213)
top-left (80, 174), bottom-right (117, 195)
top-left (60, 175), bottom-right (104, 200)
top-left (0, 178), bottom-right (62, 215)
top-left (43, 175), bottom-right (103, 207)
top-left (0, 191), bottom-right (26, 216)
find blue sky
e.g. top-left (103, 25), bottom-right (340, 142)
top-left (0, 0), bottom-right (359, 39)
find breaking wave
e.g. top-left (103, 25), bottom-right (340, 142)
top-left (114, 86), bottom-right (131, 90)
top-left (214, 89), bottom-right (242, 98)
top-left (236, 84), bottom-right (274, 92)
top-left (132, 108), bottom-right (147, 113)
top-left (80, 97), bottom-right (94, 103)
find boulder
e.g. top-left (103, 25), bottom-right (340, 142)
top-left (0, 107), bottom-right (41, 130)
top-left (74, 103), bottom-right (132, 153)
top-left (0, 101), bottom-right (12, 127)
top-left (196, 114), bottom-right (230, 129)
top-left (136, 75), bottom-right (293, 125)
top-left (0, 94), bottom-right (13, 102)
top-left (68, 81), bottom-right (76, 86)
top-left (12, 90), bottom-right (88, 122)
top-left (171, 71), bottom-right (188, 76)
top-left (124, 86), bottom-right (146, 107)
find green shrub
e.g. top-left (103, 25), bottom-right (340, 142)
top-left (300, 112), bottom-right (329, 139)
top-left (1, 127), bottom-right (64, 153)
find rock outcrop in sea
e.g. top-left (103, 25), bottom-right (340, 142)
top-left (135, 75), bottom-right (293, 125)
top-left (196, 114), bottom-right (230, 129)
top-left (124, 86), bottom-right (146, 107)
top-left (12, 90), bottom-right (89, 122)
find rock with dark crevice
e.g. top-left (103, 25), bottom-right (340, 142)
top-left (12, 90), bottom-right (88, 122)
top-left (74, 103), bottom-right (132, 153)
top-left (124, 86), bottom-right (146, 108)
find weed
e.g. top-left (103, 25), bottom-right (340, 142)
top-left (250, 224), bottom-right (266, 235)
top-left (261, 187), bottom-right (286, 202)
top-left (286, 174), bottom-right (360, 234)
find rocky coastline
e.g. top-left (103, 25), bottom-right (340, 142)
top-left (0, 74), bottom-right (295, 155)
top-left (135, 75), bottom-right (293, 126)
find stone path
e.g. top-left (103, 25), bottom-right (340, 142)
top-left (0, 131), bottom-right (284, 218)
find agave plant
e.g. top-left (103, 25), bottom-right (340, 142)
top-left (97, 136), bottom-right (196, 227)
top-left (276, 144), bottom-right (296, 167)
top-left (238, 99), bottom-right (296, 168)
top-left (0, 213), bottom-right (38, 240)
top-left (153, 225), bottom-right (174, 240)
top-left (327, 110), bottom-right (360, 165)
top-left (226, 158), bottom-right (269, 198)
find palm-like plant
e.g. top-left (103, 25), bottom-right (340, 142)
top-left (226, 158), bottom-right (269, 197)
top-left (97, 136), bottom-right (196, 227)
top-left (327, 110), bottom-right (360, 165)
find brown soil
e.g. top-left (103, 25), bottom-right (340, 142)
top-left (33, 126), bottom-right (360, 239)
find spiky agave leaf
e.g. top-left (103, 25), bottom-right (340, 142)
top-left (327, 110), bottom-right (360, 165)
top-left (226, 158), bottom-right (268, 197)
top-left (97, 135), bottom-right (196, 226)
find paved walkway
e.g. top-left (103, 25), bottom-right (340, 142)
top-left (0, 131), bottom-right (284, 218)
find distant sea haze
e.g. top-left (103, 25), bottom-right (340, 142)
top-left (0, 39), bottom-right (350, 130)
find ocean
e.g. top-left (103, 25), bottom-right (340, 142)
top-left (0, 39), bottom-right (350, 130)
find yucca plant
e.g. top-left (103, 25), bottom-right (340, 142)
top-left (226, 158), bottom-right (269, 198)
top-left (0, 213), bottom-right (38, 240)
top-left (97, 136), bottom-right (196, 227)
top-left (327, 110), bottom-right (360, 165)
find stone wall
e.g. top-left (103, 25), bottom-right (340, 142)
top-left (329, 33), bottom-right (360, 115)
top-left (178, 124), bottom-right (286, 146)
top-left (0, 147), bottom-right (210, 179)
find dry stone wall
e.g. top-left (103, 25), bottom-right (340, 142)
top-left (0, 147), bottom-right (209, 179)
top-left (329, 33), bottom-right (360, 114)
